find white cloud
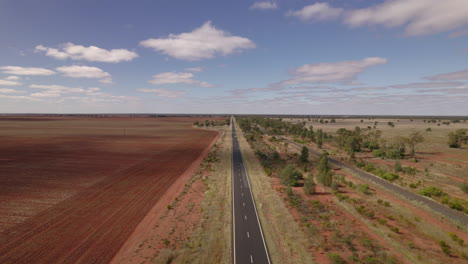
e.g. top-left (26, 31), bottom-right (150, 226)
top-left (424, 70), bottom-right (468, 81)
top-left (56, 65), bottom-right (112, 83)
top-left (250, 1), bottom-right (278, 11)
top-left (390, 81), bottom-right (465, 88)
top-left (35, 43), bottom-right (138, 63)
top-left (149, 72), bottom-right (214, 87)
top-left (5, 76), bottom-right (20, 81)
top-left (287, 3), bottom-right (343, 21)
top-left (185, 67), bottom-right (203, 72)
top-left (0, 66), bottom-right (55, 76)
top-left (345, 0), bottom-right (468, 36)
top-left (140, 21), bottom-right (255, 61)
top-left (0, 79), bottom-right (21, 86)
top-left (29, 84), bottom-right (85, 93)
top-left (0, 88), bottom-right (24, 93)
top-left (99, 78), bottom-right (113, 84)
top-left (137, 88), bottom-right (186, 98)
top-left (0, 94), bottom-right (41, 101)
top-left (282, 57), bottom-right (387, 85)
top-left (30, 92), bottom-right (61, 98)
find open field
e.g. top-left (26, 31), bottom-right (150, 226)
top-left (0, 116), bottom-right (221, 264)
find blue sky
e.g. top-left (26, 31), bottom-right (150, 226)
top-left (0, 0), bottom-right (467, 114)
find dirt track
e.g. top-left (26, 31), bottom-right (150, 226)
top-left (0, 117), bottom-right (220, 264)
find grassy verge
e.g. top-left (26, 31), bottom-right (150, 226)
top-left (234, 120), bottom-right (315, 264)
top-left (154, 126), bottom-right (232, 264)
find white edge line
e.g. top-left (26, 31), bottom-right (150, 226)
top-left (231, 119), bottom-right (236, 264)
top-left (236, 119), bottom-right (272, 264)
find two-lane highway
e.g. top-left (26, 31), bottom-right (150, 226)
top-left (232, 121), bottom-right (271, 264)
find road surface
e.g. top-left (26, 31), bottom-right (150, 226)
top-left (280, 136), bottom-right (468, 226)
top-left (232, 121), bottom-right (271, 264)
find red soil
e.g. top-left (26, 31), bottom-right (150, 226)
top-left (111, 132), bottom-right (220, 263)
top-left (0, 117), bottom-right (220, 264)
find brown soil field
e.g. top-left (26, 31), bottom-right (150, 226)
top-left (0, 116), bottom-right (222, 264)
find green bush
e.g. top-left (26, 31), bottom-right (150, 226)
top-left (364, 163), bottom-right (376, 172)
top-left (372, 149), bottom-right (386, 159)
top-left (394, 161), bottom-right (402, 173)
top-left (303, 173), bottom-right (316, 195)
top-left (357, 184), bottom-right (372, 195)
top-left (418, 186), bottom-right (445, 197)
top-left (404, 166), bottom-right (417, 175)
top-left (460, 182), bottom-right (468, 193)
top-left (382, 172), bottom-right (399, 181)
top-left (439, 241), bottom-right (451, 255)
top-left (327, 253), bottom-right (345, 264)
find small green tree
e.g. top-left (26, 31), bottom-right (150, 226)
top-left (300, 146), bottom-right (309, 163)
top-left (394, 160), bottom-right (403, 173)
top-left (448, 129), bottom-right (467, 148)
top-left (317, 152), bottom-right (333, 186)
top-left (317, 137), bottom-right (323, 149)
top-left (303, 173), bottom-right (316, 195)
top-left (279, 165), bottom-right (303, 186)
top-left (408, 131), bottom-right (424, 155)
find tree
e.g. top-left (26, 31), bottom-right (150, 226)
top-left (317, 152), bottom-right (333, 186)
top-left (448, 129), bottom-right (468, 148)
top-left (303, 173), bottom-right (316, 195)
top-left (279, 165), bottom-right (303, 186)
top-left (300, 146), bottom-right (309, 163)
top-left (408, 131), bottom-right (424, 155)
top-left (394, 161), bottom-right (403, 173)
top-left (317, 138), bottom-right (323, 149)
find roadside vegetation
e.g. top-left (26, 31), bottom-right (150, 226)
top-left (236, 116), bottom-right (468, 263)
top-left (237, 116), bottom-right (468, 216)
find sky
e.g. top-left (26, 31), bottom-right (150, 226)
top-left (0, 0), bottom-right (467, 115)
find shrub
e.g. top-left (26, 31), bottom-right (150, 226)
top-left (394, 161), bottom-right (402, 173)
top-left (303, 173), bottom-right (316, 195)
top-left (357, 184), bottom-right (372, 195)
top-left (327, 253), bottom-right (344, 264)
top-left (372, 149), bottom-right (386, 159)
top-left (404, 166), bottom-right (417, 175)
top-left (386, 150), bottom-right (403, 159)
top-left (331, 181), bottom-right (339, 191)
top-left (382, 172), bottom-right (399, 181)
top-left (426, 127), bottom-right (432, 131)
top-left (390, 227), bottom-right (399, 233)
top-left (418, 186), bottom-right (445, 197)
top-left (439, 241), bottom-right (451, 255)
top-left (279, 165), bottom-right (303, 187)
top-left (460, 182), bottom-right (468, 194)
top-left (364, 163), bottom-right (376, 172)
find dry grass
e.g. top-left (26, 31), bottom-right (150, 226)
top-left (234, 120), bottom-right (315, 264)
top-left (153, 126), bottom-right (232, 264)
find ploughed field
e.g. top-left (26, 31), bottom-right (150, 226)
top-left (0, 116), bottom-right (219, 264)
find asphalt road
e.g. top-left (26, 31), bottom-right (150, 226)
top-left (281, 137), bottom-right (468, 226)
top-left (232, 122), bottom-right (271, 264)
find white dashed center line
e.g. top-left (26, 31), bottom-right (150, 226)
top-left (247, 231), bottom-right (250, 238)
top-left (243, 202), bottom-right (245, 207)
top-left (250, 254), bottom-right (254, 263)
top-left (245, 215), bottom-right (247, 220)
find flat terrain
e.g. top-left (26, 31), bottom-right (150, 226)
top-left (0, 116), bottom-right (220, 264)
top-left (237, 116), bottom-right (468, 263)
top-left (288, 118), bottom-right (468, 198)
